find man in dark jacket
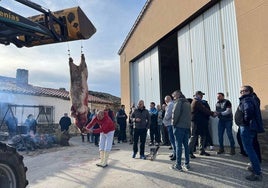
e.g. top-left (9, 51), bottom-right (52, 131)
top-left (59, 113), bottom-right (72, 132)
top-left (149, 102), bottom-right (160, 146)
top-left (131, 100), bottom-right (150, 159)
top-left (235, 85), bottom-right (264, 181)
top-left (188, 91), bottom-right (215, 158)
top-left (116, 104), bottom-right (128, 143)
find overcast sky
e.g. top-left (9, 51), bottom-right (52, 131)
top-left (0, 0), bottom-right (147, 97)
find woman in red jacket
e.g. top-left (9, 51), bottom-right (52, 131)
top-left (86, 110), bottom-right (115, 167)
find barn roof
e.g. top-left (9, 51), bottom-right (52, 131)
top-left (0, 75), bottom-right (113, 104)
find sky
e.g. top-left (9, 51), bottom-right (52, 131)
top-left (0, 0), bottom-right (147, 97)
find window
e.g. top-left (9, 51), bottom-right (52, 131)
top-left (38, 106), bottom-right (54, 124)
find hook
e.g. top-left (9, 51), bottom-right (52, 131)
top-left (81, 41), bottom-right (83, 55)
top-left (67, 42), bottom-right (71, 57)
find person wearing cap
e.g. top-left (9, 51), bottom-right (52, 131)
top-left (59, 113), bottom-right (72, 132)
top-left (189, 91), bottom-right (215, 157)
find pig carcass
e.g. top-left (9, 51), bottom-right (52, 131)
top-left (69, 54), bottom-right (88, 132)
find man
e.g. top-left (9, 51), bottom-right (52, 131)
top-left (170, 90), bottom-right (191, 171)
top-left (81, 108), bottom-right (91, 142)
top-left (86, 110), bottom-right (115, 168)
top-left (163, 95), bottom-right (176, 160)
top-left (235, 85), bottom-right (264, 181)
top-left (131, 100), bottom-right (150, 159)
top-left (215, 92), bottom-right (235, 155)
top-left (160, 103), bottom-right (169, 146)
top-left (25, 114), bottom-right (37, 135)
top-left (5, 115), bottom-right (18, 139)
top-left (128, 104), bottom-right (136, 144)
top-left (116, 104), bottom-right (128, 143)
top-left (59, 113), bottom-right (72, 132)
top-left (149, 102), bottom-right (160, 146)
top-left (188, 91), bottom-right (215, 158)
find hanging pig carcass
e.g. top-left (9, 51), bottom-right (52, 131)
top-left (69, 54), bottom-right (89, 133)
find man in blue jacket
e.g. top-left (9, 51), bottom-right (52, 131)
top-left (235, 85), bottom-right (264, 181)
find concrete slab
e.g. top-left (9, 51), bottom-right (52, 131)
top-left (22, 136), bottom-right (267, 188)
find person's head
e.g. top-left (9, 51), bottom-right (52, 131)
top-left (217, 92), bottom-right (225, 101)
top-left (96, 110), bottom-right (104, 120)
top-left (104, 105), bottom-right (110, 110)
top-left (27, 114), bottom-right (33, 119)
top-left (194, 91), bottom-right (205, 99)
top-left (150, 102), bottom-right (155, 108)
top-left (64, 113), bottom-right (68, 117)
top-left (240, 85), bottom-right (254, 96)
top-left (161, 103), bottom-right (166, 110)
top-left (121, 104), bottom-right (125, 109)
top-left (156, 104), bottom-right (161, 110)
top-left (137, 100), bottom-right (145, 109)
top-left (186, 98), bottom-right (193, 104)
top-left (164, 95), bottom-right (172, 104)
top-left (172, 90), bottom-right (185, 100)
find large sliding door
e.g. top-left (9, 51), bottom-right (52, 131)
top-left (131, 47), bottom-right (160, 108)
top-left (177, 0), bottom-right (242, 145)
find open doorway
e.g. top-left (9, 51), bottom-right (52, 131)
top-left (158, 32), bottom-right (180, 103)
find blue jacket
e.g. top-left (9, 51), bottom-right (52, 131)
top-left (235, 94), bottom-right (264, 133)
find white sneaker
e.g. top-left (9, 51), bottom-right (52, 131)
top-left (182, 164), bottom-right (190, 171)
top-left (210, 146), bottom-right (214, 151)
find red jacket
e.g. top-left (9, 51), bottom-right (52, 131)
top-left (86, 112), bottom-right (115, 134)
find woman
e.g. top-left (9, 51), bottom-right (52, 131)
top-left (85, 110), bottom-right (115, 168)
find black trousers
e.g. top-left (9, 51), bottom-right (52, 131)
top-left (189, 121), bottom-right (207, 153)
top-left (149, 125), bottom-right (160, 143)
top-left (118, 123), bottom-right (127, 142)
top-left (133, 128), bottom-right (147, 155)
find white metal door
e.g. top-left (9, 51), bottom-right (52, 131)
top-left (177, 0), bottom-right (242, 146)
top-left (130, 47), bottom-right (160, 108)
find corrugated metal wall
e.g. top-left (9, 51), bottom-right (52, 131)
top-left (131, 47), bottom-right (160, 108)
top-left (177, 0), bottom-right (242, 146)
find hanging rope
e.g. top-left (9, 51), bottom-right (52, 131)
top-left (67, 42), bottom-right (71, 58)
top-left (81, 40), bottom-right (83, 55)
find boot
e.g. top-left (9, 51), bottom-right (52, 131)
top-left (101, 151), bottom-right (109, 168)
top-left (230, 147), bottom-right (235, 155)
top-left (96, 151), bottom-right (104, 167)
top-left (217, 148), bottom-right (225, 154)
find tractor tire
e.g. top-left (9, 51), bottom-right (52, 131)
top-left (0, 142), bottom-right (28, 188)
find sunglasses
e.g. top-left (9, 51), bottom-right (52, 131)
top-left (240, 89), bottom-right (249, 94)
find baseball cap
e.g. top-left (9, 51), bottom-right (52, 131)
top-left (195, 91), bottom-right (205, 96)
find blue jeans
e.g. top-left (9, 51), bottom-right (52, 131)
top-left (173, 127), bottom-right (190, 167)
top-left (240, 126), bottom-right (261, 175)
top-left (167, 125), bottom-right (176, 156)
top-left (218, 120), bottom-right (235, 149)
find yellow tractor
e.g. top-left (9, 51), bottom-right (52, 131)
top-left (0, 0), bottom-right (96, 187)
top-left (0, 0), bottom-right (96, 47)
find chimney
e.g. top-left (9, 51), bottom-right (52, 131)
top-left (16, 69), bottom-right (28, 85)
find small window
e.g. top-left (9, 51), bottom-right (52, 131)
top-left (38, 106), bottom-right (54, 124)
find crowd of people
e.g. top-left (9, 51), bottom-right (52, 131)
top-left (85, 85), bottom-right (263, 182)
top-left (3, 85), bottom-right (263, 182)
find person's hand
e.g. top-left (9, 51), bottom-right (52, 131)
top-left (135, 118), bottom-right (141, 122)
top-left (212, 112), bottom-right (218, 118)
